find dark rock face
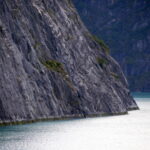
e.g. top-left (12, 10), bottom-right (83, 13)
top-left (73, 0), bottom-right (150, 92)
top-left (0, 0), bottom-right (138, 124)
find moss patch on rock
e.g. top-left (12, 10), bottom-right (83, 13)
top-left (97, 57), bottom-right (109, 68)
top-left (43, 60), bottom-right (65, 73)
top-left (110, 72), bottom-right (120, 80)
top-left (42, 59), bottom-right (76, 91)
top-left (92, 35), bottom-right (110, 54)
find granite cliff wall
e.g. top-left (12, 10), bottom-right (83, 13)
top-left (0, 0), bottom-right (138, 125)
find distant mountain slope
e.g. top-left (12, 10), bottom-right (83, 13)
top-left (73, 0), bottom-right (150, 91)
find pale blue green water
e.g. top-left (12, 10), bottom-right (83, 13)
top-left (0, 93), bottom-right (150, 150)
top-left (132, 92), bottom-right (150, 98)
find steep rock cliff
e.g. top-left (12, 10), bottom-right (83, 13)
top-left (0, 0), bottom-right (138, 124)
top-left (73, 0), bottom-right (150, 92)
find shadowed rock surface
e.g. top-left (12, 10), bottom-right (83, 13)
top-left (0, 0), bottom-right (138, 124)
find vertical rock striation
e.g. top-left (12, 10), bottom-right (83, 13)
top-left (0, 0), bottom-right (138, 125)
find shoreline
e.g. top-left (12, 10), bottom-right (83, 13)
top-left (0, 108), bottom-right (139, 127)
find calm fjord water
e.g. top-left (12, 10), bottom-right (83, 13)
top-left (0, 93), bottom-right (150, 150)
